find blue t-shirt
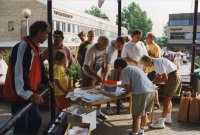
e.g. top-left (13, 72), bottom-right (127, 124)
top-left (122, 66), bottom-right (155, 94)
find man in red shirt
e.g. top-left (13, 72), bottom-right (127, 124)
top-left (41, 30), bottom-right (73, 73)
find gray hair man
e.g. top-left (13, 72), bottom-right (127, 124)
top-left (82, 35), bottom-right (109, 119)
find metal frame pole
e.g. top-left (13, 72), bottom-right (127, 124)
top-left (190, 0), bottom-right (199, 91)
top-left (26, 17), bottom-right (28, 36)
top-left (47, 0), bottom-right (55, 120)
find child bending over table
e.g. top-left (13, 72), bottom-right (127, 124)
top-left (114, 58), bottom-right (155, 135)
top-left (53, 50), bottom-right (74, 115)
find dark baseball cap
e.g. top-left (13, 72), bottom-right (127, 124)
top-left (53, 30), bottom-right (63, 37)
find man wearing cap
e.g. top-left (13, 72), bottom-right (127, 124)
top-left (41, 30), bottom-right (73, 73)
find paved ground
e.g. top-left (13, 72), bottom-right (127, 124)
top-left (1, 99), bottom-right (200, 135)
top-left (1, 63), bottom-right (199, 135)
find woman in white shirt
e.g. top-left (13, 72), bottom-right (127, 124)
top-left (140, 55), bottom-right (182, 129)
top-left (0, 54), bottom-right (8, 86)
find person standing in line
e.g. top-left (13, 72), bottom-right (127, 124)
top-left (82, 36), bottom-right (109, 119)
top-left (3, 21), bottom-right (55, 135)
top-left (124, 35), bottom-right (132, 43)
top-left (41, 30), bottom-right (73, 73)
top-left (114, 58), bottom-right (155, 135)
top-left (140, 55), bottom-right (182, 129)
top-left (103, 37), bottom-right (126, 114)
top-left (78, 31), bottom-right (87, 43)
top-left (145, 32), bottom-right (161, 110)
top-left (121, 29), bottom-right (148, 69)
top-left (77, 30), bottom-right (95, 82)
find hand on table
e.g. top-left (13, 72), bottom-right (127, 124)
top-left (30, 95), bottom-right (43, 106)
top-left (96, 76), bottom-right (103, 84)
top-left (68, 87), bottom-right (74, 92)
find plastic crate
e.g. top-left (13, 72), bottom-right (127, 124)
top-left (104, 80), bottom-right (117, 92)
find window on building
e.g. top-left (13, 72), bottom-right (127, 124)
top-left (68, 24), bottom-right (71, 32)
top-left (72, 24), bottom-right (75, 33)
top-left (52, 21), bottom-right (54, 30)
top-left (77, 25), bottom-right (81, 33)
top-left (62, 23), bottom-right (66, 32)
top-left (170, 33), bottom-right (190, 39)
top-left (56, 21), bottom-right (60, 30)
top-left (8, 21), bottom-right (14, 31)
top-left (95, 29), bottom-right (99, 36)
top-left (192, 33), bottom-right (200, 39)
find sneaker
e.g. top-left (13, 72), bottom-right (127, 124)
top-left (105, 106), bottom-right (113, 114)
top-left (138, 132), bottom-right (145, 135)
top-left (120, 103), bottom-right (126, 109)
top-left (138, 129), bottom-right (145, 135)
top-left (165, 118), bottom-right (172, 125)
top-left (149, 119), bottom-right (165, 129)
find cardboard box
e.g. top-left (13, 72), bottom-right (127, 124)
top-left (66, 105), bottom-right (96, 130)
top-left (65, 122), bottom-right (91, 135)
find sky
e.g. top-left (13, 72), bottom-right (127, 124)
top-left (54, 0), bottom-right (199, 37)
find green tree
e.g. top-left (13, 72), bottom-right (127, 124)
top-left (161, 22), bottom-right (169, 45)
top-left (85, 6), bottom-right (110, 21)
top-left (116, 2), bottom-right (153, 42)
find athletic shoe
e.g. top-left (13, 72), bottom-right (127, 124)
top-left (165, 118), bottom-right (172, 125)
top-left (149, 119), bottom-right (165, 129)
top-left (105, 106), bottom-right (113, 114)
top-left (120, 103), bottom-right (126, 109)
top-left (114, 101), bottom-right (126, 109)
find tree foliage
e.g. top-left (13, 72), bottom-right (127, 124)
top-left (85, 6), bottom-right (110, 21)
top-left (116, 2), bottom-right (153, 42)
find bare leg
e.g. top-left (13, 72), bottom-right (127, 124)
top-left (154, 89), bottom-right (160, 106)
top-left (162, 96), bottom-right (172, 118)
top-left (132, 114), bottom-right (140, 133)
top-left (56, 106), bottom-right (62, 115)
top-left (141, 112), bottom-right (147, 127)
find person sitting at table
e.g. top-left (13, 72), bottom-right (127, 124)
top-left (114, 58), bottom-right (155, 135)
top-left (53, 50), bottom-right (74, 115)
top-left (0, 54), bottom-right (8, 86)
top-left (82, 36), bottom-right (109, 119)
top-left (140, 55), bottom-right (182, 129)
top-left (103, 36), bottom-right (125, 114)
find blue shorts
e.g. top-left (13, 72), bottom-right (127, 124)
top-left (147, 71), bottom-right (157, 81)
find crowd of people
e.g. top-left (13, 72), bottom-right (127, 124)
top-left (1, 20), bottom-right (182, 135)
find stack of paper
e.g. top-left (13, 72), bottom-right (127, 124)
top-left (102, 87), bottom-right (126, 96)
top-left (82, 93), bottom-right (110, 102)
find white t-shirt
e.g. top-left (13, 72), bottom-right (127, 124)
top-left (183, 56), bottom-right (187, 60)
top-left (83, 43), bottom-right (106, 79)
top-left (175, 56), bottom-right (180, 61)
top-left (153, 58), bottom-right (177, 75)
top-left (105, 40), bottom-right (118, 70)
top-left (122, 66), bottom-right (155, 94)
top-left (121, 41), bottom-right (148, 67)
top-left (0, 60), bottom-right (8, 83)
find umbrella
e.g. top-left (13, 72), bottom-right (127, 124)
top-left (176, 51), bottom-right (185, 56)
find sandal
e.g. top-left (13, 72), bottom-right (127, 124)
top-left (97, 113), bottom-right (108, 119)
top-left (154, 104), bottom-right (160, 110)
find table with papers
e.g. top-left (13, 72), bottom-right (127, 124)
top-left (67, 85), bottom-right (132, 115)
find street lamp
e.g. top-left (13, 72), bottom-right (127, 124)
top-left (22, 8), bottom-right (31, 36)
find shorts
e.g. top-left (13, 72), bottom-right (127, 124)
top-left (165, 72), bottom-right (182, 97)
top-left (132, 91), bottom-right (155, 116)
top-left (147, 71), bottom-right (157, 81)
top-left (82, 72), bottom-right (96, 87)
top-left (107, 69), bottom-right (118, 81)
top-left (55, 95), bottom-right (68, 109)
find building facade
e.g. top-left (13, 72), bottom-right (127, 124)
top-left (0, 0), bottom-right (128, 53)
top-left (168, 13), bottom-right (200, 55)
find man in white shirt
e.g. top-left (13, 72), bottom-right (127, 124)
top-left (183, 54), bottom-right (187, 64)
top-left (121, 29), bottom-right (148, 67)
top-left (114, 58), bottom-right (155, 135)
top-left (83, 36), bottom-right (109, 119)
top-left (103, 37), bottom-right (125, 114)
